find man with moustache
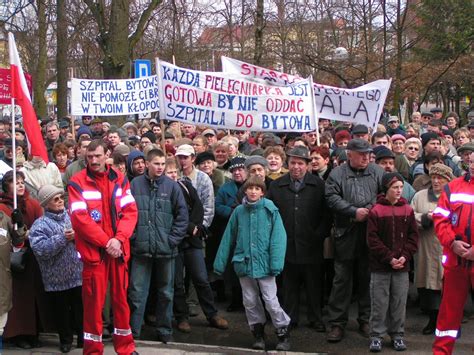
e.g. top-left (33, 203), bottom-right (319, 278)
top-left (325, 139), bottom-right (384, 343)
top-left (68, 139), bottom-right (138, 354)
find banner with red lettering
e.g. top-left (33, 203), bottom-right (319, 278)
top-left (0, 67), bottom-right (33, 105)
top-left (221, 56), bottom-right (391, 129)
top-left (156, 59), bottom-right (317, 132)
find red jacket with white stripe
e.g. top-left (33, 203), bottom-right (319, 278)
top-left (68, 165), bottom-right (138, 265)
top-left (433, 174), bottom-right (474, 269)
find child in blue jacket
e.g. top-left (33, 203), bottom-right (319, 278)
top-left (214, 176), bottom-right (290, 351)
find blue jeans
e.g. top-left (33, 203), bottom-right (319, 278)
top-left (174, 248), bottom-right (217, 321)
top-left (128, 256), bottom-right (175, 338)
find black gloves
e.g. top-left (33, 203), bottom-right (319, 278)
top-left (11, 209), bottom-right (24, 227)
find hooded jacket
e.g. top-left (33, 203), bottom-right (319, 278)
top-left (367, 195), bottom-right (419, 272)
top-left (127, 150), bottom-right (145, 181)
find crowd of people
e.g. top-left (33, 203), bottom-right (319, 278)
top-left (0, 107), bottom-right (474, 354)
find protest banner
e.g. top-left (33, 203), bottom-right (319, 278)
top-left (222, 56), bottom-right (391, 129)
top-left (70, 76), bottom-right (159, 116)
top-left (156, 59), bottom-right (317, 132)
top-left (0, 67), bottom-right (33, 105)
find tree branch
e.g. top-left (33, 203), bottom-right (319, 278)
top-left (129, 0), bottom-right (164, 50)
top-left (83, 0), bottom-right (108, 50)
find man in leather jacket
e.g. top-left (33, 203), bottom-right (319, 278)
top-left (325, 138), bottom-right (384, 343)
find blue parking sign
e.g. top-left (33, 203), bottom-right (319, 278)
top-left (134, 59), bottom-right (151, 78)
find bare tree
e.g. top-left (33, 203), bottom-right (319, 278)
top-left (32, 0), bottom-right (49, 117)
top-left (253, 0), bottom-right (264, 65)
top-left (83, 0), bottom-right (164, 78)
top-left (56, 0), bottom-right (68, 118)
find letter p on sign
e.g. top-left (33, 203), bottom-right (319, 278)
top-left (134, 60), bottom-right (151, 78)
top-left (134, 59), bottom-right (152, 119)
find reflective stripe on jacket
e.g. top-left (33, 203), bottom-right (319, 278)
top-left (68, 166), bottom-right (138, 264)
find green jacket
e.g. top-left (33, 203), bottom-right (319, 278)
top-left (213, 197), bottom-right (287, 278)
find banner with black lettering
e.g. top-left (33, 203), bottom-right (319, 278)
top-left (221, 56), bottom-right (391, 128)
top-left (156, 59), bottom-right (317, 132)
top-left (70, 76), bottom-right (159, 116)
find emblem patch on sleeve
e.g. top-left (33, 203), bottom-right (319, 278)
top-left (451, 212), bottom-right (458, 226)
top-left (90, 209), bottom-right (102, 222)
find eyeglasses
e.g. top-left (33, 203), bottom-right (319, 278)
top-left (407, 147), bottom-right (419, 151)
top-left (389, 121), bottom-right (399, 124)
top-left (53, 195), bottom-right (64, 202)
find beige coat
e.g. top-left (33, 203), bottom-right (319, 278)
top-left (0, 212), bottom-right (26, 315)
top-left (21, 160), bottom-right (63, 199)
top-left (410, 188), bottom-right (443, 290)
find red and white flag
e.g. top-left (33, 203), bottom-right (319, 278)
top-left (8, 32), bottom-right (49, 163)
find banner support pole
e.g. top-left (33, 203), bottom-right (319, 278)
top-left (308, 75), bottom-right (320, 146)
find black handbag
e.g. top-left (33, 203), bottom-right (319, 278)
top-left (10, 248), bottom-right (28, 273)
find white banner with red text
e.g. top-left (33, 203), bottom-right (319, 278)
top-left (221, 56), bottom-right (391, 129)
top-left (156, 59), bottom-right (317, 132)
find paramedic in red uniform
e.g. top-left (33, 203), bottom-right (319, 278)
top-left (432, 151), bottom-right (474, 355)
top-left (68, 139), bottom-right (138, 355)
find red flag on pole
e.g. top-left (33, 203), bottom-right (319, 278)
top-left (8, 32), bottom-right (49, 163)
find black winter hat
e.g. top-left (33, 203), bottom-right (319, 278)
top-left (421, 132), bottom-right (440, 148)
top-left (195, 151), bottom-right (215, 166)
top-left (381, 172), bottom-right (404, 193)
top-left (141, 131), bottom-right (157, 143)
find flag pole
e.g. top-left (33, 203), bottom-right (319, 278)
top-left (155, 58), bottom-right (167, 153)
top-left (70, 68), bottom-right (76, 141)
top-left (10, 97), bottom-right (18, 215)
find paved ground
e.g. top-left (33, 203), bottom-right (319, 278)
top-left (3, 285), bottom-right (474, 354)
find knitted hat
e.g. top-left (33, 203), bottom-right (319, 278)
top-left (429, 163), bottom-right (454, 181)
top-left (229, 156), bottom-right (246, 171)
top-left (381, 172), bottom-right (404, 193)
top-left (421, 132), bottom-right (440, 148)
top-left (375, 147), bottom-right (395, 162)
top-left (195, 151), bottom-right (215, 166)
top-left (442, 129), bottom-right (454, 138)
top-left (38, 184), bottom-right (64, 207)
top-left (244, 155), bottom-right (268, 169)
top-left (391, 134), bottom-right (406, 143)
top-left (76, 125), bottom-right (92, 139)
